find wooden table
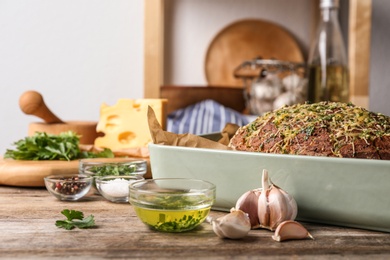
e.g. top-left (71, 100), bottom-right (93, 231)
top-left (1, 186), bottom-right (390, 259)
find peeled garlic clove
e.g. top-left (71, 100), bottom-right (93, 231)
top-left (272, 220), bottom-right (314, 242)
top-left (235, 188), bottom-right (262, 228)
top-left (211, 209), bottom-right (251, 239)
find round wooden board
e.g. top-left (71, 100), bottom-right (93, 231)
top-left (0, 158), bottom-right (79, 187)
top-left (205, 19), bottom-right (304, 87)
top-left (0, 157), bottom-right (152, 187)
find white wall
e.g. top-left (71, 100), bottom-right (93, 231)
top-left (0, 0), bottom-right (144, 153)
top-left (370, 0), bottom-right (390, 116)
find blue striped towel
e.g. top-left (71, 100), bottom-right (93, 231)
top-left (167, 99), bottom-right (252, 135)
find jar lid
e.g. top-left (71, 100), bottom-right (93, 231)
top-left (320, 0), bottom-right (339, 9)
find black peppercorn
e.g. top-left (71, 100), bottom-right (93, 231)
top-left (52, 176), bottom-right (88, 196)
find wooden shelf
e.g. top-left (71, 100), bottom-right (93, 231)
top-left (144, 0), bottom-right (372, 108)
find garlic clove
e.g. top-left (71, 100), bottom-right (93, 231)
top-left (272, 220), bottom-right (314, 242)
top-left (267, 185), bottom-right (289, 230)
top-left (235, 189), bottom-right (262, 228)
top-left (278, 187), bottom-right (298, 220)
top-left (258, 190), bottom-right (270, 228)
top-left (258, 169), bottom-right (271, 228)
top-left (211, 209), bottom-right (251, 239)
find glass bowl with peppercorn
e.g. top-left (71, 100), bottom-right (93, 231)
top-left (44, 174), bottom-right (93, 201)
top-left (95, 175), bottom-right (144, 203)
top-left (129, 178), bottom-right (216, 233)
top-left (79, 158), bottom-right (148, 194)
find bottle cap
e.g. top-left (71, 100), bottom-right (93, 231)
top-left (320, 0), bottom-right (339, 9)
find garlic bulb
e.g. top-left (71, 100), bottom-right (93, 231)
top-left (211, 208), bottom-right (251, 239)
top-left (235, 169), bottom-right (297, 231)
top-left (260, 169), bottom-right (298, 230)
top-left (249, 99), bottom-right (274, 116)
top-left (273, 92), bottom-right (299, 110)
top-left (251, 73), bottom-right (282, 100)
top-left (282, 73), bottom-right (301, 91)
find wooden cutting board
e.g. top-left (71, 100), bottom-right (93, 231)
top-left (205, 19), bottom-right (304, 87)
top-left (0, 158), bottom-right (79, 187)
top-left (0, 157), bottom-right (152, 187)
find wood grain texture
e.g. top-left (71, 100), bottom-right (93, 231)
top-left (160, 85), bottom-right (246, 114)
top-left (348, 0), bottom-right (372, 109)
top-left (1, 186), bottom-right (389, 259)
top-left (0, 159), bottom-right (79, 187)
top-left (19, 90), bottom-right (64, 124)
top-left (0, 158), bottom-right (152, 187)
top-left (144, 0), bottom-right (164, 98)
top-left (205, 19), bottom-right (304, 87)
top-left (27, 121), bottom-right (99, 145)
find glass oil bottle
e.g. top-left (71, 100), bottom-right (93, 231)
top-left (307, 0), bottom-right (349, 103)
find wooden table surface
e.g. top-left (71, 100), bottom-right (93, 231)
top-left (1, 185), bottom-right (390, 259)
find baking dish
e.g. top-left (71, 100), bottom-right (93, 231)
top-left (149, 143), bottom-right (390, 232)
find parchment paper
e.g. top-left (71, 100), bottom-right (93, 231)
top-left (147, 106), bottom-right (235, 150)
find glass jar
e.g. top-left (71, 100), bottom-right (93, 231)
top-left (234, 58), bottom-right (307, 115)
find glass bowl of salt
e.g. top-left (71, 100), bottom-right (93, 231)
top-left (95, 175), bottom-right (144, 203)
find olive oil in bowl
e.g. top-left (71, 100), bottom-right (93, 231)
top-left (129, 178), bottom-right (216, 232)
top-left (133, 206), bottom-right (211, 232)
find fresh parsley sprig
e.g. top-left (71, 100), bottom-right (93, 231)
top-left (55, 209), bottom-right (96, 230)
top-left (4, 131), bottom-right (114, 161)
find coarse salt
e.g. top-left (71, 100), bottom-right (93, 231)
top-left (100, 178), bottom-right (132, 197)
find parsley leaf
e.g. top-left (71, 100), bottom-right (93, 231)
top-left (61, 209), bottom-right (84, 220)
top-left (55, 209), bottom-right (96, 230)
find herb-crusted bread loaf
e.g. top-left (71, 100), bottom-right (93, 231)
top-left (228, 102), bottom-right (390, 160)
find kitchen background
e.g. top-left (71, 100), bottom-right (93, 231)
top-left (0, 0), bottom-right (389, 154)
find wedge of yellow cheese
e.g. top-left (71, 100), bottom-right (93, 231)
top-left (94, 99), bottom-right (167, 150)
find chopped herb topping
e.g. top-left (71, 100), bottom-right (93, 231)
top-left (234, 101), bottom-right (390, 157)
top-left (87, 164), bottom-right (137, 177)
top-left (154, 211), bottom-right (205, 232)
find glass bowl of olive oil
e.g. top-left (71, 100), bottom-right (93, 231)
top-left (129, 178), bottom-right (216, 232)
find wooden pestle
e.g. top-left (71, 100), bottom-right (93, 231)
top-left (19, 90), bottom-right (64, 124)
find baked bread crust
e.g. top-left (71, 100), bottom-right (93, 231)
top-left (229, 102), bottom-right (390, 160)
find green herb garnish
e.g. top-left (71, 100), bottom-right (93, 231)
top-left (55, 209), bottom-right (95, 230)
top-left (4, 131), bottom-right (114, 161)
top-left (238, 101), bottom-right (390, 157)
top-left (88, 164), bottom-right (137, 177)
top-left (81, 148), bottom-right (115, 159)
top-left (303, 125), bottom-right (315, 140)
top-left (155, 212), bottom-right (204, 232)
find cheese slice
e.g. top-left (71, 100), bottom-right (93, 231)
top-left (94, 99), bottom-right (167, 150)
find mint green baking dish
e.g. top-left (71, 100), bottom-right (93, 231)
top-left (149, 143), bottom-right (390, 233)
